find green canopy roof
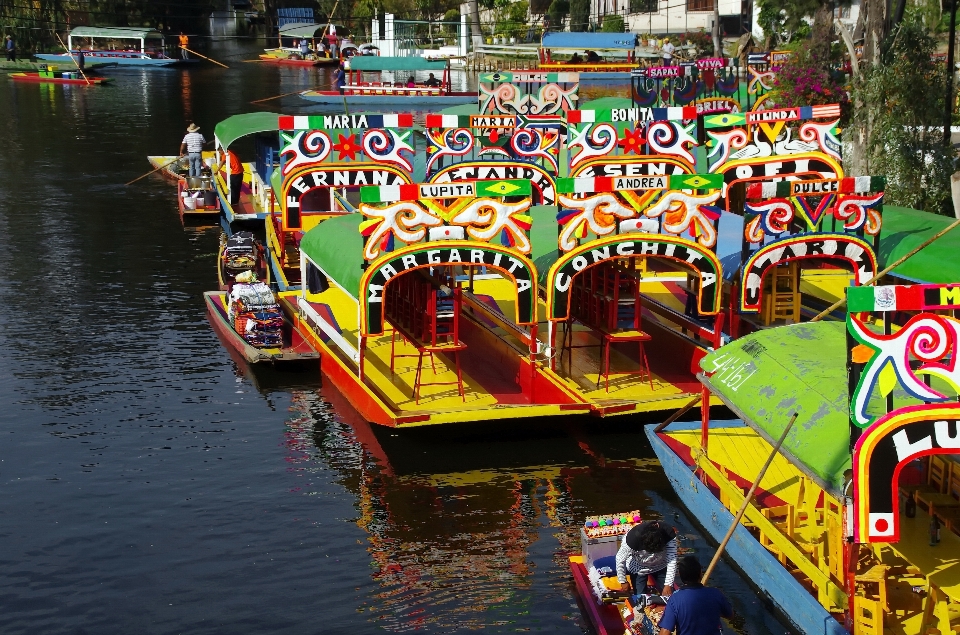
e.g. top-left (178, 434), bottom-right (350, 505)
top-left (278, 23), bottom-right (329, 38)
top-left (68, 26), bottom-right (162, 40)
top-left (347, 56), bottom-right (449, 72)
top-left (699, 322), bottom-right (851, 493)
top-left (879, 205), bottom-right (960, 284)
top-left (300, 215), bottom-right (365, 297)
top-left (214, 112), bottom-right (280, 150)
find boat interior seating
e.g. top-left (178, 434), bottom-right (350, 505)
top-left (386, 268), bottom-right (467, 403)
top-left (561, 260), bottom-right (653, 392)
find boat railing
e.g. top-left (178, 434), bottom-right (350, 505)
top-left (343, 83), bottom-right (443, 96)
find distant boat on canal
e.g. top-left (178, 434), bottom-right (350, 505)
top-left (35, 26), bottom-right (195, 67)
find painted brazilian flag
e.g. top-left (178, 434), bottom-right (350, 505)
top-left (475, 179), bottom-right (530, 196)
top-left (703, 112), bottom-right (747, 129)
top-left (670, 173), bottom-right (723, 189)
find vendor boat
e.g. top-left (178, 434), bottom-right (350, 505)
top-left (10, 68), bottom-right (112, 85)
top-left (147, 152), bottom-right (216, 182)
top-left (299, 56), bottom-right (475, 108)
top-left (259, 22), bottom-right (342, 66)
top-left (35, 27), bottom-right (190, 67)
top-left (177, 176), bottom-right (220, 222)
top-left (205, 278), bottom-right (317, 364)
top-left (538, 32), bottom-right (639, 77)
top-left (0, 59), bottom-right (116, 72)
top-left (568, 512), bottom-right (672, 635)
top-left (217, 231), bottom-right (267, 290)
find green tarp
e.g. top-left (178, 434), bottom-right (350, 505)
top-left (68, 26), bottom-right (162, 40)
top-left (300, 215), bottom-right (364, 298)
top-left (699, 322), bottom-right (851, 493)
top-left (347, 56), bottom-right (448, 72)
top-left (879, 206), bottom-right (960, 284)
top-left (214, 112), bottom-right (281, 150)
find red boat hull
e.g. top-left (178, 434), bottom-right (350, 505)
top-left (11, 72), bottom-right (110, 85)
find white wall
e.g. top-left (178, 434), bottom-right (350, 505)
top-left (614, 0), bottom-right (741, 35)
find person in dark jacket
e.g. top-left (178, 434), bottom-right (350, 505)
top-left (658, 555), bottom-right (733, 635)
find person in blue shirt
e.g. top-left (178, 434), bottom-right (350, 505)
top-left (657, 555), bottom-right (733, 635)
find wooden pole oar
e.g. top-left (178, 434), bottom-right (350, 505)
top-left (182, 47), bottom-right (229, 69)
top-left (809, 217), bottom-right (960, 323)
top-left (701, 411), bottom-right (799, 585)
top-left (55, 33), bottom-right (90, 85)
top-left (126, 140), bottom-right (214, 186)
top-left (653, 394), bottom-right (702, 433)
top-left (249, 82), bottom-right (330, 105)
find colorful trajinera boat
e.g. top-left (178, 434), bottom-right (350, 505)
top-left (35, 27), bottom-right (190, 67)
top-left (205, 278), bottom-right (317, 364)
top-left (259, 22), bottom-right (341, 66)
top-left (538, 32), bottom-right (639, 74)
top-left (646, 280), bottom-right (960, 635)
top-left (299, 57), bottom-right (474, 107)
top-left (10, 69), bottom-right (112, 85)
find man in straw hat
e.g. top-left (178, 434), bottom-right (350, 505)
top-left (657, 555), bottom-right (732, 635)
top-left (180, 123), bottom-right (206, 178)
top-left (616, 519), bottom-right (679, 598)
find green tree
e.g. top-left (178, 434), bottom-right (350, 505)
top-left (568, 0), bottom-right (588, 31)
top-left (854, 13), bottom-right (954, 213)
top-left (546, 0), bottom-right (568, 31)
top-left (600, 14), bottom-right (623, 32)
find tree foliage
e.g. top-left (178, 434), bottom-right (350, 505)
top-left (855, 12), bottom-right (954, 213)
top-left (600, 14), bottom-right (623, 32)
top-left (546, 0), bottom-right (568, 31)
top-left (568, 0), bottom-right (588, 31)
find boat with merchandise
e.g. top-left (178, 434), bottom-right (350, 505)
top-left (259, 22), bottom-right (342, 66)
top-left (10, 67), bottom-right (112, 85)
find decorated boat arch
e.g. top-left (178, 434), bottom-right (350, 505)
top-left (734, 176), bottom-right (885, 324)
top-left (630, 58), bottom-right (742, 115)
top-left (478, 70), bottom-right (579, 117)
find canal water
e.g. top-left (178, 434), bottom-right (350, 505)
top-left (0, 42), bottom-right (794, 634)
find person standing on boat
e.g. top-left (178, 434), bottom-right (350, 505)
top-left (661, 37), bottom-right (675, 66)
top-left (657, 555), bottom-right (732, 635)
top-left (180, 123), bottom-right (205, 178)
top-left (218, 148), bottom-right (244, 206)
top-left (299, 38), bottom-right (310, 57)
top-left (76, 49), bottom-right (85, 71)
top-left (616, 520), bottom-right (679, 597)
top-left (5, 35), bottom-right (14, 62)
top-left (179, 32), bottom-right (189, 60)
top-left (424, 73), bottom-right (441, 88)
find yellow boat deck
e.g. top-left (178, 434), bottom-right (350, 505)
top-left (663, 425), bottom-right (960, 635)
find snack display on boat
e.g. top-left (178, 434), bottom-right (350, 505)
top-left (624, 595), bottom-right (666, 635)
top-left (583, 510), bottom-right (641, 538)
top-left (227, 278), bottom-right (283, 348)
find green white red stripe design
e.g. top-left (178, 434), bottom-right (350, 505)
top-left (479, 71), bottom-right (579, 83)
top-left (847, 284), bottom-right (960, 312)
top-left (746, 176), bottom-right (886, 199)
top-left (424, 114), bottom-right (518, 128)
top-left (566, 107), bottom-right (696, 124)
top-left (278, 114), bottom-right (414, 130)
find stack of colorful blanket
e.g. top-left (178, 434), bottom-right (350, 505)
top-left (228, 282), bottom-right (283, 348)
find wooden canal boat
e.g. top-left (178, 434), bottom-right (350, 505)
top-left (299, 57), bottom-right (475, 107)
top-left (10, 69), bottom-right (112, 85)
top-left (205, 286), bottom-right (317, 364)
top-left (147, 152), bottom-right (216, 182)
top-left (0, 59), bottom-right (116, 72)
top-left (35, 26), bottom-right (191, 67)
top-left (177, 176), bottom-right (220, 222)
top-left (647, 281), bottom-right (960, 635)
top-left (259, 22), bottom-right (342, 66)
top-left (217, 231), bottom-right (267, 291)
top-left (212, 112), bottom-right (281, 225)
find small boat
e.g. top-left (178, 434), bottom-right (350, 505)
top-left (205, 283), bottom-right (318, 364)
top-left (177, 176), bottom-right (220, 221)
top-left (10, 68), bottom-right (112, 85)
top-left (299, 56), bottom-right (475, 108)
top-left (35, 26), bottom-right (192, 67)
top-left (146, 153), bottom-right (216, 182)
top-left (218, 231), bottom-right (267, 290)
top-left (569, 512), bottom-right (668, 635)
top-left (259, 22), bottom-right (342, 66)
top-left (539, 32), bottom-right (640, 77)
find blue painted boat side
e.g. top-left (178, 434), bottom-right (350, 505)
top-left (215, 182), bottom-right (267, 225)
top-left (643, 423), bottom-right (849, 635)
top-left (578, 71), bottom-right (632, 81)
top-left (34, 53), bottom-right (188, 67)
top-left (298, 92), bottom-right (476, 107)
top-left (268, 249), bottom-right (300, 292)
